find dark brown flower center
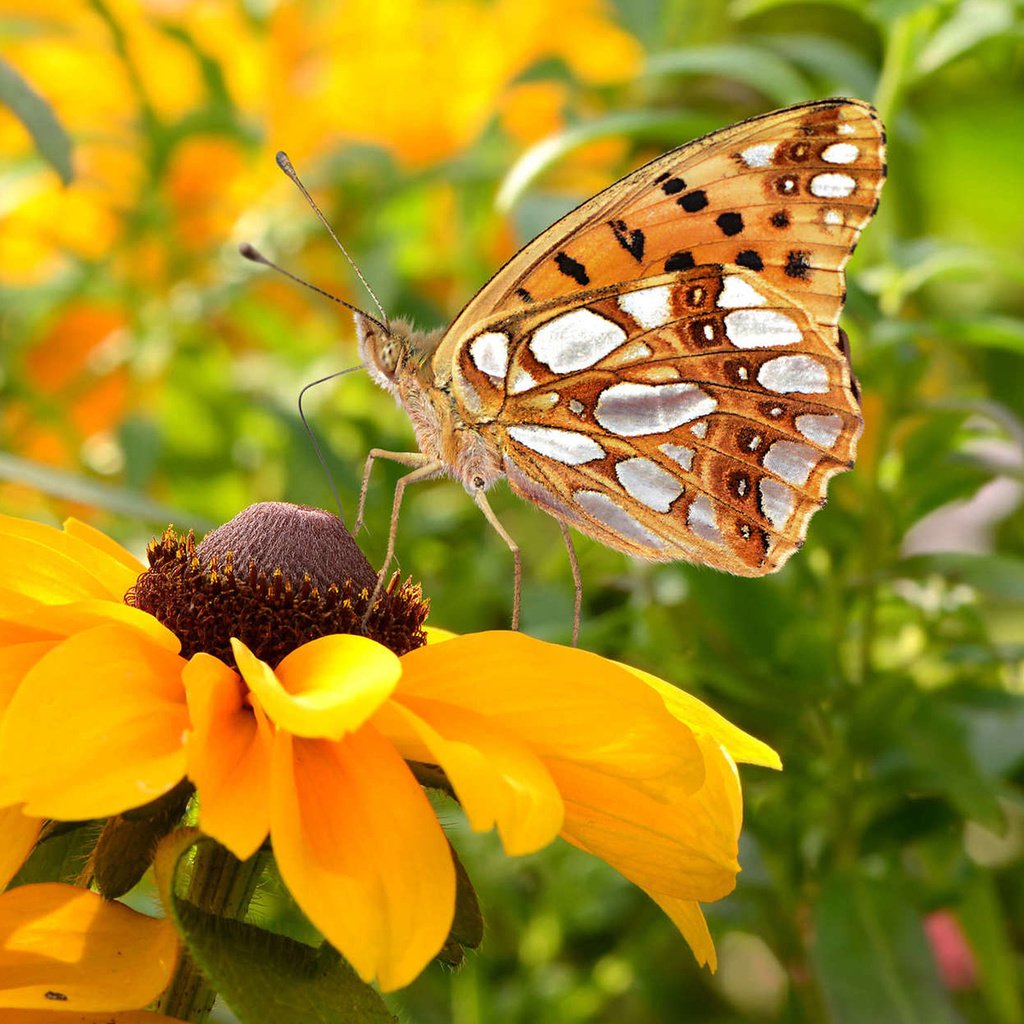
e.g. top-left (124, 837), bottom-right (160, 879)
top-left (127, 502), bottom-right (428, 666)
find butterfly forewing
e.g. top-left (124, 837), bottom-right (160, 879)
top-left (439, 98), bottom-right (885, 352)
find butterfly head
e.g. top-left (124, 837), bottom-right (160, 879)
top-left (355, 313), bottom-right (443, 395)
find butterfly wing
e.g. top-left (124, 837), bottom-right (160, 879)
top-left (435, 98), bottom-right (885, 370)
top-left (435, 98), bottom-right (884, 574)
top-left (450, 265), bottom-right (860, 574)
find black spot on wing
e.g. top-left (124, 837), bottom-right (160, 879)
top-left (678, 190), bottom-right (708, 213)
top-left (515, 287), bottom-right (533, 303)
top-left (716, 212), bottom-right (744, 236)
top-left (785, 250), bottom-right (812, 279)
top-left (664, 250), bottom-right (695, 272)
top-left (608, 219), bottom-right (645, 262)
top-left (661, 176), bottom-right (687, 195)
top-left (554, 251), bottom-right (589, 286)
top-left (736, 250), bottom-right (764, 271)
top-left (770, 210), bottom-right (790, 228)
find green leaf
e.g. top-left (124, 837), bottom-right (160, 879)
top-left (914, 0), bottom-right (1016, 77)
top-left (928, 315), bottom-right (1024, 355)
top-left (900, 700), bottom-right (1005, 833)
top-left (957, 871), bottom-right (1024, 1024)
top-left (761, 33), bottom-right (878, 97)
top-left (8, 820), bottom-right (100, 887)
top-left (897, 553), bottom-right (1024, 602)
top-left (0, 453), bottom-right (212, 530)
top-left (495, 110), bottom-right (711, 212)
top-left (154, 830), bottom-right (397, 1024)
top-left (644, 43), bottom-right (811, 105)
top-left (812, 872), bottom-right (960, 1024)
top-left (437, 842), bottom-right (484, 965)
top-left (0, 55), bottom-right (73, 184)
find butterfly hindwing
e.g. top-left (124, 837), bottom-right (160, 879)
top-left (451, 264), bottom-right (862, 575)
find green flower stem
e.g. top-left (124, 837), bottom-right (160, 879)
top-left (156, 841), bottom-right (264, 1022)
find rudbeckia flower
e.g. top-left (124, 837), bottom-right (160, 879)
top-left (0, 503), bottom-right (779, 996)
top-left (0, 882), bottom-right (178, 1019)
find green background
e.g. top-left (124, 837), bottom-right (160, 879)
top-left (2, 1), bottom-right (1023, 1021)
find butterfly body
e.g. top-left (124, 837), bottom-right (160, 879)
top-left (354, 98), bottom-right (885, 586)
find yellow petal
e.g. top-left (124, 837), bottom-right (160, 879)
top-left (270, 726), bottom-right (455, 991)
top-left (0, 536), bottom-right (119, 607)
top-left (0, 591), bottom-right (51, 627)
top-left (376, 697), bottom-right (563, 855)
top-left (62, 518), bottom-right (145, 574)
top-left (0, 807), bottom-right (42, 889)
top-left (553, 733), bottom-right (743, 904)
top-left (0, 624), bottom-right (188, 818)
top-left (423, 626), bottom-right (457, 644)
top-left (0, 516), bottom-right (139, 603)
top-left (0, 643), bottom-right (55, 718)
top-left (2, 600), bottom-right (180, 654)
top-left (398, 632), bottom-right (705, 794)
top-left (647, 893), bottom-right (718, 970)
top-left (620, 662), bottom-right (782, 769)
top-left (234, 635), bottom-right (401, 740)
top-left (0, 1010), bottom-right (183, 1022)
top-left (0, 883), bottom-right (178, 1010)
top-left (184, 653), bottom-right (272, 860)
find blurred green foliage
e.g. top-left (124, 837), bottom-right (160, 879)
top-left (3, 1), bottom-right (1023, 1022)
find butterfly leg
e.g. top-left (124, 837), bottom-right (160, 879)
top-left (558, 521), bottom-right (582, 647)
top-left (364, 458), bottom-right (445, 615)
top-left (472, 487), bottom-right (521, 632)
top-left (354, 449), bottom-right (434, 536)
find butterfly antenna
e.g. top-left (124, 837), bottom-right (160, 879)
top-left (238, 243), bottom-right (390, 336)
top-left (275, 151), bottom-right (391, 332)
top-left (297, 366), bottom-right (364, 527)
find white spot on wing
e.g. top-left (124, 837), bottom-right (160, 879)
top-left (810, 172), bottom-right (856, 198)
top-left (822, 142), bottom-right (859, 164)
top-left (687, 493), bottom-right (723, 544)
top-left (739, 142), bottom-right (775, 168)
top-left (759, 478), bottom-right (794, 529)
top-left (659, 443), bottom-right (694, 471)
top-left (507, 425), bottom-right (604, 465)
top-left (603, 339), bottom-right (653, 367)
top-left (615, 457), bottom-right (682, 512)
top-left (508, 367), bottom-right (537, 394)
top-left (796, 413), bottom-right (843, 447)
top-left (690, 420), bottom-right (709, 439)
top-left (595, 382), bottom-right (717, 437)
top-left (824, 209), bottom-right (843, 226)
top-left (530, 309), bottom-right (626, 372)
top-left (757, 355), bottom-right (829, 394)
top-left (717, 275), bottom-right (767, 309)
top-left (574, 490), bottom-right (666, 549)
top-left (763, 440), bottom-right (820, 485)
top-left (724, 309), bottom-right (802, 349)
top-left (618, 285), bottom-right (672, 330)
top-left (838, 122), bottom-right (856, 135)
top-left (469, 331), bottom-right (509, 378)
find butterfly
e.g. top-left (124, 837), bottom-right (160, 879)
top-left (336, 99), bottom-right (887, 638)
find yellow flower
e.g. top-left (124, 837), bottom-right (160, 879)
top-left (0, 506), bottom-right (778, 991)
top-left (0, 882), bottom-right (178, 1019)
